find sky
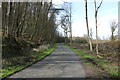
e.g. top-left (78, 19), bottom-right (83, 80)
top-left (53, 0), bottom-right (119, 40)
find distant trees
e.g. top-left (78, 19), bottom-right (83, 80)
top-left (72, 37), bottom-right (88, 44)
top-left (61, 15), bottom-right (69, 43)
top-left (61, 2), bottom-right (72, 43)
top-left (2, 1), bottom-right (63, 43)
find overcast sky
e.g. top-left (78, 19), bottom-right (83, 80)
top-left (53, 0), bottom-right (118, 40)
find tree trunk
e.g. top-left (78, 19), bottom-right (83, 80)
top-left (8, 2), bottom-right (13, 37)
top-left (94, 0), bottom-right (103, 54)
top-left (69, 3), bottom-right (72, 44)
top-left (95, 12), bottom-right (99, 54)
top-left (85, 0), bottom-right (93, 51)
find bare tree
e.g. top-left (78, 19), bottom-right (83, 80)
top-left (94, 0), bottom-right (103, 54)
top-left (84, 0), bottom-right (93, 51)
top-left (61, 2), bottom-right (72, 44)
top-left (110, 20), bottom-right (117, 40)
top-left (61, 15), bottom-right (69, 43)
top-left (2, 1), bottom-right (61, 43)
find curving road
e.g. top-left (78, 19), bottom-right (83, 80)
top-left (9, 43), bottom-right (86, 78)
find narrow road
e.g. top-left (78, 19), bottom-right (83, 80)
top-left (9, 44), bottom-right (86, 78)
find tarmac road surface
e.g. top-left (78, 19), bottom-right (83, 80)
top-left (9, 43), bottom-right (86, 78)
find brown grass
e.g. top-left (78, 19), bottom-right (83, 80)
top-left (71, 40), bottom-right (119, 62)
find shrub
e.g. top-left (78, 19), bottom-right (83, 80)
top-left (33, 44), bottom-right (50, 52)
top-left (73, 37), bottom-right (88, 44)
top-left (2, 37), bottom-right (32, 59)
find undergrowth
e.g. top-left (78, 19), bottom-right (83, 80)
top-left (1, 40), bottom-right (57, 78)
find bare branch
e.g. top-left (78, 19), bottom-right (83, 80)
top-left (97, 0), bottom-right (103, 11)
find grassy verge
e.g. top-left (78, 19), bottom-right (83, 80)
top-left (64, 43), bottom-right (118, 78)
top-left (1, 43), bottom-right (58, 78)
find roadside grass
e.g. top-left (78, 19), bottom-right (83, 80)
top-left (64, 43), bottom-right (118, 78)
top-left (1, 43), bottom-right (58, 78)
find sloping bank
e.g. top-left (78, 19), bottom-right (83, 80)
top-left (1, 37), bottom-right (58, 78)
top-left (64, 43), bottom-right (119, 79)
